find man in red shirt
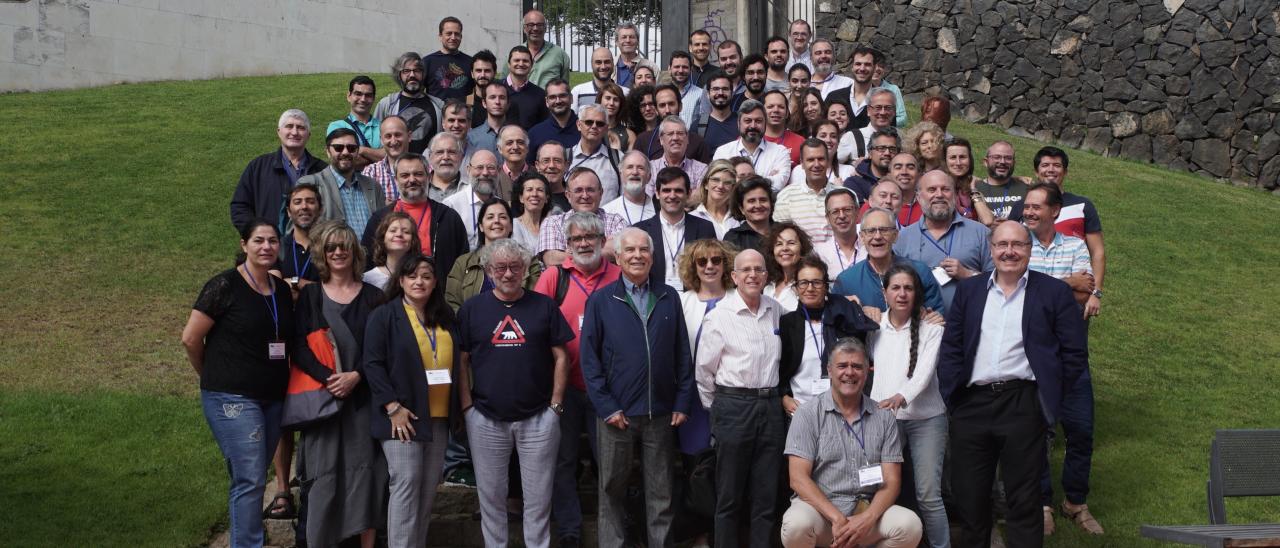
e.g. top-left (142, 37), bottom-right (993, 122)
top-left (533, 211), bottom-right (621, 548)
top-left (763, 90), bottom-right (805, 167)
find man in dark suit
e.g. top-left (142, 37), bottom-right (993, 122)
top-left (633, 166), bottom-right (716, 291)
top-left (936, 220), bottom-right (1089, 548)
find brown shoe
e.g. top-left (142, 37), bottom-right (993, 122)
top-left (1043, 505), bottom-right (1055, 536)
top-left (1061, 501), bottom-right (1105, 535)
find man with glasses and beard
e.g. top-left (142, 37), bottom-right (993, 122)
top-left (701, 73), bottom-right (740, 152)
top-left (603, 151), bottom-right (658, 225)
top-left (374, 52), bottom-right (444, 154)
top-left (974, 141), bottom-right (1028, 221)
top-left (712, 99), bottom-right (792, 192)
top-left (304, 128), bottom-right (385, 237)
top-left (843, 128), bottom-right (900, 202)
top-left (893, 170), bottom-right (993, 308)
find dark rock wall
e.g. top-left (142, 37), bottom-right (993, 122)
top-left (817, 0), bottom-right (1280, 189)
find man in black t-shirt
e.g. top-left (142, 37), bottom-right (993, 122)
top-left (457, 239), bottom-right (574, 548)
top-left (273, 182), bottom-right (323, 295)
top-left (424, 17), bottom-right (473, 100)
top-left (374, 52), bottom-right (444, 155)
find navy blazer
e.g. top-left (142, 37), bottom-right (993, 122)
top-left (633, 213), bottom-right (717, 286)
top-left (936, 270), bottom-right (1088, 425)
top-left (361, 301), bottom-right (463, 441)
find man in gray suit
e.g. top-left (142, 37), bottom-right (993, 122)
top-left (302, 127), bottom-right (386, 236)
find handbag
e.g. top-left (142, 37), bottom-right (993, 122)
top-left (683, 448), bottom-right (717, 519)
top-left (281, 330), bottom-right (344, 429)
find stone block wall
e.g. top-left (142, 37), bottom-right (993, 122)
top-left (1, 0), bottom-right (520, 93)
top-left (815, 0), bottom-right (1280, 189)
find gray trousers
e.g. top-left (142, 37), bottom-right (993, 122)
top-left (380, 419), bottom-right (448, 548)
top-left (466, 407), bottom-right (561, 548)
top-left (596, 413), bottom-right (677, 548)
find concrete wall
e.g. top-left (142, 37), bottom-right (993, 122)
top-left (817, 0), bottom-right (1280, 190)
top-left (0, 0), bottom-right (522, 93)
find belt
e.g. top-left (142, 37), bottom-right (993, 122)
top-left (971, 379), bottom-right (1035, 393)
top-left (715, 385), bottom-right (780, 398)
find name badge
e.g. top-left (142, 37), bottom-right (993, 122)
top-left (578, 314), bottom-right (584, 330)
top-left (811, 378), bottom-right (830, 396)
top-left (287, 276), bottom-right (299, 286)
top-left (425, 369), bottom-right (452, 385)
top-left (268, 341), bottom-right (286, 360)
top-left (858, 464), bottom-right (884, 488)
top-left (931, 266), bottom-right (953, 286)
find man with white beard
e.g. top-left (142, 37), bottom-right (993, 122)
top-left (444, 149), bottom-right (501, 250)
top-left (603, 151), bottom-right (657, 225)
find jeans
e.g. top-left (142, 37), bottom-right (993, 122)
top-left (552, 388), bottom-right (598, 540)
top-left (467, 407), bottom-right (561, 548)
top-left (201, 390), bottom-right (283, 548)
top-left (1041, 368), bottom-right (1095, 506)
top-left (899, 414), bottom-right (951, 548)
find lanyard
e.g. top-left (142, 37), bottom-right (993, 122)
top-left (291, 240), bottom-right (311, 280)
top-left (662, 221), bottom-right (685, 265)
top-left (569, 271), bottom-right (602, 297)
top-left (691, 297), bottom-right (721, 362)
top-left (844, 415), bottom-right (867, 452)
top-left (345, 116), bottom-right (370, 147)
top-left (742, 145), bottom-right (763, 168)
top-left (403, 299), bottom-right (439, 365)
top-left (622, 199), bottom-right (648, 225)
top-left (921, 222), bottom-right (955, 257)
top-left (241, 265), bottom-right (280, 339)
top-left (801, 305), bottom-right (825, 368)
top-left (644, 126), bottom-right (661, 157)
top-left (470, 196), bottom-right (479, 243)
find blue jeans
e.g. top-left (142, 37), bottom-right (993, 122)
top-left (551, 388), bottom-right (598, 539)
top-left (202, 390), bottom-right (283, 548)
top-left (899, 414), bottom-right (950, 548)
top-left (1041, 368), bottom-right (1095, 506)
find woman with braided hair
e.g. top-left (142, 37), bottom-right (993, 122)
top-left (868, 263), bottom-right (950, 547)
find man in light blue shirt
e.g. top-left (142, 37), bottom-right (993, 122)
top-left (893, 170), bottom-right (993, 307)
top-left (326, 75), bottom-right (384, 170)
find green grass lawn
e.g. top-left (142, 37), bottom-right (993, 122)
top-left (1, 72), bottom-right (1278, 546)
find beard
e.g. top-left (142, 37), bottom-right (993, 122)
top-left (814, 62), bottom-right (832, 75)
top-left (623, 180), bottom-right (647, 198)
top-left (924, 201), bottom-right (955, 222)
top-left (473, 176), bottom-right (495, 196)
top-left (741, 127), bottom-right (763, 145)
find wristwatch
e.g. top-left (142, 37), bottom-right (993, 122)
top-left (549, 402), bottom-right (565, 415)
top-left (1091, 289), bottom-right (1104, 298)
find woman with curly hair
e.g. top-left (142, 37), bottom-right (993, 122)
top-left (762, 221), bottom-right (813, 312)
top-left (624, 84), bottom-right (659, 141)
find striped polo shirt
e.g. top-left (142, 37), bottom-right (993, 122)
top-left (1029, 232), bottom-right (1092, 280)
top-left (785, 392), bottom-right (902, 511)
top-left (774, 181), bottom-right (838, 243)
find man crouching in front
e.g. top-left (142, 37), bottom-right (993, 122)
top-left (781, 337), bottom-right (923, 548)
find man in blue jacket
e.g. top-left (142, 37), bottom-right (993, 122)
top-left (579, 227), bottom-right (696, 548)
top-left (936, 220), bottom-right (1088, 548)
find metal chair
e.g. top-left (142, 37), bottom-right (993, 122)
top-left (1207, 429), bottom-right (1280, 524)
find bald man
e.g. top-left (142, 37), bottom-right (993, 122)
top-left (572, 47), bottom-right (629, 114)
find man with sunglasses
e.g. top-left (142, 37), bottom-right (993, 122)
top-left (304, 127), bottom-right (385, 237)
top-left (568, 104), bottom-right (621, 203)
top-left (521, 9), bottom-right (571, 88)
top-left (326, 75), bottom-right (384, 171)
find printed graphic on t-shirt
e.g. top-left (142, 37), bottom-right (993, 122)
top-left (491, 315), bottom-right (527, 346)
top-left (436, 63), bottom-right (467, 93)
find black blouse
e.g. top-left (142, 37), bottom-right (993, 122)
top-left (193, 268), bottom-right (296, 400)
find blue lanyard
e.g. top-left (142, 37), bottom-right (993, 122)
top-left (622, 199), bottom-right (648, 225)
top-left (844, 415), bottom-right (866, 451)
top-left (345, 115), bottom-right (370, 147)
top-left (662, 221), bottom-right (685, 265)
top-left (801, 305), bottom-right (825, 369)
top-left (645, 126), bottom-right (661, 157)
top-left (692, 297), bottom-right (722, 362)
top-left (403, 299), bottom-right (439, 365)
top-left (921, 222), bottom-right (954, 257)
top-left (569, 271), bottom-right (601, 297)
top-left (291, 240), bottom-right (311, 280)
top-left (241, 265), bottom-right (280, 339)
top-left (470, 196), bottom-right (479, 243)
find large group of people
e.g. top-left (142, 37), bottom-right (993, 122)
top-left (185, 11), bottom-right (1110, 548)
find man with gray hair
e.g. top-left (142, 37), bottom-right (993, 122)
top-left (443, 149), bottom-right (501, 250)
top-left (712, 99), bottom-right (793, 192)
top-left (809, 39), bottom-right (854, 99)
top-left (580, 227), bottom-right (696, 547)
top-left (495, 125), bottom-right (532, 202)
top-left (569, 104), bottom-right (622, 202)
top-left (603, 150), bottom-right (657, 225)
top-left (374, 51), bottom-right (445, 154)
top-left (649, 116), bottom-right (708, 192)
top-left (781, 337), bottom-right (923, 548)
top-left (457, 237), bottom-right (575, 548)
top-left (839, 87), bottom-right (897, 163)
top-left (230, 108), bottom-right (328, 232)
top-left (538, 167), bottom-right (628, 265)
top-left (893, 170), bottom-right (993, 308)
top-left (614, 22), bottom-right (648, 88)
top-left (427, 132), bottom-right (467, 202)
top-left (534, 212), bottom-right (622, 548)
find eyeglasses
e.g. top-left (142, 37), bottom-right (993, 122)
top-left (568, 186), bottom-right (601, 195)
top-left (523, 22), bottom-right (546, 28)
top-left (869, 105), bottom-right (894, 112)
top-left (324, 243), bottom-right (348, 253)
top-left (796, 279), bottom-right (827, 289)
top-left (567, 234), bottom-right (602, 244)
top-left (580, 119), bottom-right (607, 128)
top-left (487, 263), bottom-right (525, 274)
top-left (330, 144), bottom-right (359, 153)
top-left (992, 241), bottom-right (1031, 251)
top-left (735, 267), bottom-right (767, 275)
top-left (860, 226), bottom-right (896, 235)
top-left (695, 256), bottom-right (724, 267)
top-left (871, 145), bottom-right (900, 153)
top-left (399, 67), bottom-right (424, 75)
top-left (827, 206), bottom-right (856, 217)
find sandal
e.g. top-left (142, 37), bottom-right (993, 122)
top-left (263, 493), bottom-right (296, 520)
top-left (1060, 501), bottom-right (1105, 535)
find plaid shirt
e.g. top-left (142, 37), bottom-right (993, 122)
top-left (361, 157), bottom-right (399, 203)
top-left (536, 208), bottom-right (627, 253)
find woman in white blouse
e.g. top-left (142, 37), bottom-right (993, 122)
top-left (689, 160), bottom-right (742, 239)
top-left (510, 172), bottom-right (552, 252)
top-left (762, 221), bottom-right (812, 311)
top-left (868, 264), bottom-right (949, 548)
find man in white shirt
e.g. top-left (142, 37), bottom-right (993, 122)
top-left (838, 87), bottom-right (897, 163)
top-left (786, 19), bottom-right (814, 72)
top-left (633, 167), bottom-right (716, 290)
top-left (814, 188), bottom-right (864, 278)
top-left (443, 149), bottom-right (500, 250)
top-left (695, 248), bottom-right (785, 548)
top-left (712, 99), bottom-right (792, 192)
top-left (775, 139), bottom-right (839, 243)
top-left (809, 39), bottom-right (853, 99)
top-left (568, 104), bottom-right (621, 203)
top-left (572, 47), bottom-right (628, 113)
top-left (603, 151), bottom-right (657, 225)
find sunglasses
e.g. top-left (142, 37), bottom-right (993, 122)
top-left (696, 256), bottom-right (725, 267)
top-left (580, 119), bottom-right (607, 128)
top-left (330, 144), bottom-right (359, 153)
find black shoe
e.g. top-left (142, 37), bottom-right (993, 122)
top-left (558, 535), bottom-right (581, 548)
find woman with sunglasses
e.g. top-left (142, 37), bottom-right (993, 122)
top-left (868, 264), bottom-right (949, 547)
top-left (292, 221), bottom-right (386, 548)
top-left (182, 218), bottom-right (296, 548)
top-left (445, 198), bottom-right (543, 312)
top-left (689, 160), bottom-right (742, 239)
top-left (675, 239), bottom-right (739, 548)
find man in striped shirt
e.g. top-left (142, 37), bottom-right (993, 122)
top-left (1024, 183), bottom-right (1093, 300)
top-left (775, 139), bottom-right (840, 243)
top-left (362, 116), bottom-right (410, 203)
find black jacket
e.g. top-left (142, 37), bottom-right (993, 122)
top-left (230, 147), bottom-right (327, 231)
top-left (361, 199), bottom-right (470, 293)
top-left (777, 296), bottom-right (879, 397)
top-left (633, 214), bottom-right (717, 286)
top-left (361, 300), bottom-right (464, 441)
